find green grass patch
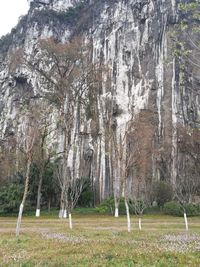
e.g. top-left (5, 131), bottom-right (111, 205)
top-left (0, 214), bottom-right (199, 266)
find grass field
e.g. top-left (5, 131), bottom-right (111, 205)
top-left (0, 212), bottom-right (200, 267)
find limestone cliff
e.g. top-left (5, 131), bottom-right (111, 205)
top-left (0, 0), bottom-right (199, 202)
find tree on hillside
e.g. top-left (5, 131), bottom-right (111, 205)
top-left (170, 1), bottom-right (200, 108)
top-left (172, 1), bottom-right (200, 67)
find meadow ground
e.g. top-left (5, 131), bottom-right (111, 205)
top-left (0, 211), bottom-right (200, 267)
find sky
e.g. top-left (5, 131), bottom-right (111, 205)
top-left (0, 0), bottom-right (29, 37)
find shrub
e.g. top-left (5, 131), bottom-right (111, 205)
top-left (118, 198), bottom-right (126, 214)
top-left (96, 198), bottom-right (126, 214)
top-left (153, 181), bottom-right (173, 207)
top-left (0, 33), bottom-right (13, 54)
top-left (163, 201), bottom-right (183, 216)
top-left (78, 179), bottom-right (93, 207)
top-left (144, 206), bottom-right (162, 215)
top-left (186, 203), bottom-right (200, 216)
top-left (164, 201), bottom-right (200, 217)
top-left (30, 1), bottom-right (88, 28)
top-left (0, 183), bottom-right (24, 212)
top-left (96, 198), bottom-right (114, 214)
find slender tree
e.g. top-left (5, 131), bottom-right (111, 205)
top-left (111, 122), bottom-right (134, 232)
top-left (174, 124), bottom-right (200, 231)
top-left (32, 37), bottom-right (100, 218)
top-left (34, 109), bottom-right (55, 217)
top-left (118, 110), bottom-right (156, 232)
top-left (16, 106), bottom-right (39, 237)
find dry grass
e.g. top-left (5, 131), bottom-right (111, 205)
top-left (0, 214), bottom-right (200, 266)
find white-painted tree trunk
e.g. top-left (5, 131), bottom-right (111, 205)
top-left (35, 173), bottom-right (43, 217)
top-left (16, 204), bottom-right (24, 237)
top-left (138, 217), bottom-right (142, 231)
top-left (59, 209), bottom-right (64, 218)
top-left (114, 197), bottom-right (119, 217)
top-left (184, 212), bottom-right (189, 231)
top-left (125, 200), bottom-right (131, 232)
top-left (63, 209), bottom-right (67, 218)
top-left (36, 209), bottom-right (40, 217)
top-left (69, 213), bottom-right (73, 229)
top-left (59, 186), bottom-right (65, 218)
top-left (59, 209), bottom-right (67, 218)
top-left (114, 207), bottom-right (119, 217)
top-left (16, 158), bottom-right (31, 237)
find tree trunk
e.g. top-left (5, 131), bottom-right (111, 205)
top-left (59, 187), bottom-right (65, 218)
top-left (16, 158), bottom-right (31, 237)
top-left (16, 204), bottom-right (24, 237)
top-left (125, 199), bottom-right (131, 232)
top-left (48, 199), bottom-right (51, 213)
top-left (114, 206), bottom-right (119, 218)
top-left (36, 173), bottom-right (43, 217)
top-left (114, 198), bottom-right (119, 217)
top-left (63, 209), bottom-right (67, 218)
top-left (69, 213), bottom-right (73, 229)
top-left (138, 217), bottom-right (142, 231)
top-left (184, 212), bottom-right (189, 231)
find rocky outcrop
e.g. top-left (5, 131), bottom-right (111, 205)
top-left (0, 0), bottom-right (199, 202)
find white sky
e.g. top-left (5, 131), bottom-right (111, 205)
top-left (0, 0), bottom-right (29, 37)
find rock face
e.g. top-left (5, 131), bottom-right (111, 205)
top-left (0, 0), bottom-right (199, 202)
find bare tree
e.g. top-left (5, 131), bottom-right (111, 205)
top-left (11, 36), bottom-right (100, 219)
top-left (107, 109), bottom-right (155, 232)
top-left (0, 133), bottom-right (18, 185)
top-left (34, 109), bottom-right (56, 217)
top-left (129, 199), bottom-right (147, 231)
top-left (130, 110), bottom-right (156, 230)
top-left (55, 162), bottom-right (86, 229)
top-left (111, 131), bottom-right (124, 218)
top-left (38, 37), bottom-right (100, 219)
top-left (39, 37), bottom-right (101, 218)
top-left (174, 124), bottom-right (200, 231)
top-left (16, 106), bottom-right (39, 237)
top-left (111, 122), bottom-right (134, 232)
top-left (54, 162), bottom-right (68, 218)
top-left (66, 177), bottom-right (86, 229)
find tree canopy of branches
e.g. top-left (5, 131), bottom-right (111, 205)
top-left (9, 35), bottom-right (101, 225)
top-left (176, 124), bottom-right (200, 204)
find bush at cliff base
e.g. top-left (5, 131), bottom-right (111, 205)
top-left (0, 183), bottom-right (24, 213)
top-left (163, 201), bottom-right (200, 217)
